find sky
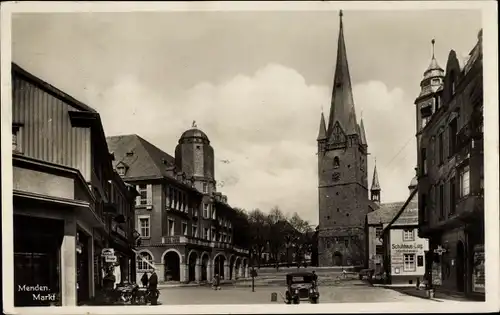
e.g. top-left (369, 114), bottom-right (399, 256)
top-left (11, 8), bottom-right (482, 225)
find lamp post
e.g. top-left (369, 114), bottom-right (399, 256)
top-left (250, 250), bottom-right (255, 292)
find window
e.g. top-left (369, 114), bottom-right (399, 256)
top-left (192, 225), bottom-right (198, 238)
top-left (439, 184), bottom-right (445, 219)
top-left (417, 255), bottom-right (424, 267)
top-left (432, 78), bottom-right (440, 85)
top-left (449, 177), bottom-right (456, 215)
top-left (168, 219), bottom-right (175, 236)
top-left (137, 252), bottom-right (154, 271)
top-left (451, 80), bottom-right (456, 95)
top-left (203, 228), bottom-right (209, 240)
top-left (203, 204), bottom-right (209, 218)
top-left (403, 254), bottom-right (416, 271)
top-left (375, 227), bottom-right (383, 239)
top-left (138, 184), bottom-right (148, 205)
top-left (182, 222), bottom-right (188, 236)
top-left (344, 238), bottom-right (349, 247)
top-left (438, 132), bottom-right (444, 165)
top-left (203, 183), bottom-right (208, 193)
top-left (403, 229), bottom-right (415, 241)
top-left (12, 130), bottom-right (18, 151)
top-left (117, 166), bottom-right (126, 176)
top-left (138, 216), bottom-right (150, 238)
top-left (460, 166), bottom-right (470, 197)
top-left (211, 228), bottom-right (216, 241)
top-left (449, 119), bottom-right (457, 156)
top-left (421, 148), bottom-right (427, 175)
top-left (228, 235), bottom-right (232, 243)
top-left (421, 116), bottom-right (430, 129)
top-left (212, 207), bottom-right (216, 220)
top-left (333, 157), bottom-right (340, 169)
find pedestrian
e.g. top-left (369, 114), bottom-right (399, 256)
top-left (148, 269), bottom-right (158, 305)
top-left (141, 272), bottom-right (149, 288)
top-left (312, 271), bottom-right (318, 286)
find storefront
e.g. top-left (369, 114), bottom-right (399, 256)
top-left (14, 215), bottom-right (63, 306)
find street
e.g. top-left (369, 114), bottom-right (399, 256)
top-left (158, 281), bottom-right (433, 305)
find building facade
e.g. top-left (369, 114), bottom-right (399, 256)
top-left (416, 31), bottom-right (484, 299)
top-left (382, 184), bottom-right (429, 285)
top-left (107, 130), bottom-right (249, 284)
top-left (317, 11), bottom-right (372, 267)
top-left (11, 63), bottom-right (137, 306)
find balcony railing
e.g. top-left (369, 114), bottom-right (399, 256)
top-left (160, 235), bottom-right (249, 254)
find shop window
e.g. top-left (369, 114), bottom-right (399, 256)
top-left (460, 165), bottom-right (470, 197)
top-left (403, 229), bottom-right (415, 241)
top-left (137, 252), bottom-right (154, 271)
top-left (138, 216), bottom-right (150, 238)
top-left (403, 254), bottom-right (416, 271)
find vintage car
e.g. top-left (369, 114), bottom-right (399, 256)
top-left (284, 272), bottom-right (320, 304)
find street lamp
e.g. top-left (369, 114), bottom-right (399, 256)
top-left (250, 249), bottom-right (256, 292)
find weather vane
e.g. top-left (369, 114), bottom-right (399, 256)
top-left (192, 120), bottom-right (197, 128)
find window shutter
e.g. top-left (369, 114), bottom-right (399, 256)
top-left (135, 185), bottom-right (140, 206)
top-left (147, 184), bottom-right (153, 205)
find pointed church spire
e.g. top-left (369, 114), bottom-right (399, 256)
top-left (317, 111), bottom-right (327, 141)
top-left (327, 10), bottom-right (358, 138)
top-left (370, 160), bottom-right (381, 202)
top-left (359, 118), bottom-right (367, 145)
top-left (371, 161), bottom-right (381, 191)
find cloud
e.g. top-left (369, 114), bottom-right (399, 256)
top-left (87, 64), bottom-right (416, 225)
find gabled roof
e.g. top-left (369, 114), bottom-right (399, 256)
top-left (106, 134), bottom-right (175, 179)
top-left (12, 62), bottom-right (98, 113)
top-left (367, 201), bottom-right (407, 225)
top-left (383, 188), bottom-right (419, 233)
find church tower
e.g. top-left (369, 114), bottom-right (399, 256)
top-left (317, 11), bottom-right (370, 267)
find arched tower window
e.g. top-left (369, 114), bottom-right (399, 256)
top-left (333, 157), bottom-right (340, 169)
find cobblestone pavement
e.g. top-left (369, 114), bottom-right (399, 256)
top-left (158, 282), bottom-right (435, 305)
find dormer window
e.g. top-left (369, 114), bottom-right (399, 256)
top-left (126, 151), bottom-right (134, 157)
top-left (117, 166), bottom-right (126, 176)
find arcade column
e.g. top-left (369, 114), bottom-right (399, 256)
top-left (180, 264), bottom-right (188, 283)
top-left (224, 262), bottom-right (230, 280)
top-left (207, 262), bottom-right (213, 281)
top-left (195, 264), bottom-right (201, 283)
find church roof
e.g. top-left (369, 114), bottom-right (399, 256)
top-left (367, 200), bottom-right (412, 225)
top-left (327, 11), bottom-right (359, 138)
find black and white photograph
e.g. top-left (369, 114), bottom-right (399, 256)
top-left (1, 1), bottom-right (498, 314)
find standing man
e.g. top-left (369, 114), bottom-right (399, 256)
top-left (148, 269), bottom-right (158, 305)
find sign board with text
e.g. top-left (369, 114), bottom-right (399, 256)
top-left (472, 244), bottom-right (485, 293)
top-left (101, 248), bottom-right (115, 257)
top-left (105, 255), bottom-right (117, 263)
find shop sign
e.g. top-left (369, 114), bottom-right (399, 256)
top-left (472, 244), bottom-right (485, 293)
top-left (391, 243), bottom-right (424, 253)
top-left (105, 255), bottom-right (117, 263)
top-left (101, 248), bottom-right (115, 257)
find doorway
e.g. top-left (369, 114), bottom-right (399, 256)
top-left (333, 252), bottom-right (343, 266)
top-left (76, 230), bottom-right (90, 304)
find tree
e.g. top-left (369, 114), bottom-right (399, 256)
top-left (232, 207), bottom-right (251, 249)
top-left (266, 206), bottom-right (288, 270)
top-left (287, 212), bottom-right (315, 266)
top-left (247, 208), bottom-right (269, 268)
